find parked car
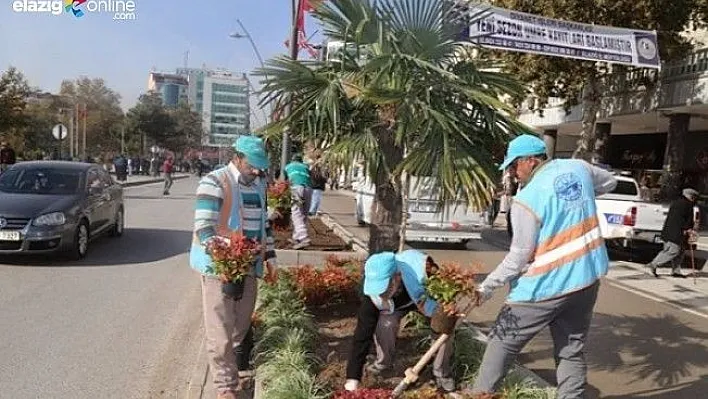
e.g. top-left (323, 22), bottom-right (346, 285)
top-left (595, 172), bottom-right (698, 250)
top-left (354, 175), bottom-right (488, 245)
top-left (0, 161), bottom-right (124, 259)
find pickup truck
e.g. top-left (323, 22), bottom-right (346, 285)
top-left (596, 175), bottom-right (669, 249)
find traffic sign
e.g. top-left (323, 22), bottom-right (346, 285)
top-left (52, 124), bottom-right (68, 140)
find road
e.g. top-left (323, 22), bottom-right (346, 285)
top-left (322, 191), bottom-right (708, 399)
top-left (0, 178), bottom-right (203, 399)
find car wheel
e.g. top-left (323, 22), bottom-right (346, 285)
top-left (71, 221), bottom-right (90, 260)
top-left (110, 207), bottom-right (124, 237)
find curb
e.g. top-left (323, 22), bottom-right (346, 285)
top-left (274, 249), bottom-right (365, 266)
top-left (318, 213), bottom-right (369, 254)
top-left (120, 174), bottom-right (190, 188)
top-left (185, 332), bottom-right (208, 399)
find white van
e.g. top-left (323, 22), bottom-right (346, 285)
top-left (354, 176), bottom-right (489, 244)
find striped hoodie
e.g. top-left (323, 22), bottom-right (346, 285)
top-left (189, 163), bottom-right (276, 277)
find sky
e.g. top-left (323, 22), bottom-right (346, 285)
top-left (0, 0), bottom-right (321, 129)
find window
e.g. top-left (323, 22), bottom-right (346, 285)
top-left (611, 180), bottom-right (639, 196)
top-left (98, 169), bottom-right (114, 187)
top-left (0, 167), bottom-right (82, 195)
top-left (86, 169), bottom-right (102, 191)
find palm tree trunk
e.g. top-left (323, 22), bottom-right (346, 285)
top-left (573, 71), bottom-right (601, 161)
top-left (398, 172), bottom-right (410, 252)
top-left (369, 125), bottom-right (404, 254)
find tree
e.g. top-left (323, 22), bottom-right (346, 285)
top-left (125, 92), bottom-right (175, 153)
top-left (489, 0), bottom-right (704, 162)
top-left (169, 102), bottom-right (204, 153)
top-left (22, 97), bottom-right (67, 158)
top-left (59, 77), bottom-right (124, 155)
top-left (257, 0), bottom-right (526, 253)
top-left (0, 67), bottom-right (31, 140)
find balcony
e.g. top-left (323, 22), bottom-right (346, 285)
top-left (518, 48), bottom-right (708, 130)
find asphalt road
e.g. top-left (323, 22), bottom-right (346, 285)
top-left (322, 191), bottom-right (708, 398)
top-left (0, 178), bottom-right (203, 399)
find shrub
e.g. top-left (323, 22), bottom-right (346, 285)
top-left (424, 263), bottom-right (478, 313)
top-left (286, 258), bottom-right (363, 307)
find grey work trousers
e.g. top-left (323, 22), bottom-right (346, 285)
top-left (373, 310), bottom-right (454, 378)
top-left (291, 185), bottom-right (312, 241)
top-left (472, 281), bottom-right (600, 399)
top-left (163, 173), bottom-right (173, 193)
top-left (648, 241), bottom-right (684, 274)
top-left (201, 274), bottom-right (258, 394)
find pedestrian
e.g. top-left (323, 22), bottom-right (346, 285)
top-left (0, 141), bottom-right (17, 173)
top-left (163, 156), bottom-right (174, 195)
top-left (344, 250), bottom-right (458, 393)
top-left (113, 154), bottom-right (128, 182)
top-left (309, 156), bottom-right (328, 216)
top-left (189, 135), bottom-right (277, 399)
top-left (467, 134), bottom-right (617, 398)
top-left (501, 168), bottom-right (518, 238)
top-left (646, 188), bottom-right (700, 278)
top-left (284, 154), bottom-right (313, 249)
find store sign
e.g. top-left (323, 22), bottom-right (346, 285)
top-left (466, 5), bottom-right (660, 69)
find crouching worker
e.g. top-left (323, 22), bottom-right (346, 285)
top-left (344, 250), bottom-right (457, 393)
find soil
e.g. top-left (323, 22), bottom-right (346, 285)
top-left (273, 217), bottom-right (351, 251)
top-left (309, 301), bottom-right (440, 395)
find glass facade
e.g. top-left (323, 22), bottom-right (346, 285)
top-left (173, 68), bottom-right (250, 147)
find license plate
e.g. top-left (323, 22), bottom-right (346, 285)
top-left (410, 204), bottom-right (438, 213)
top-left (0, 231), bottom-right (21, 241)
top-left (605, 214), bottom-right (624, 224)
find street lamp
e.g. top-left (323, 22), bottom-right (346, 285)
top-left (229, 19), bottom-right (266, 71)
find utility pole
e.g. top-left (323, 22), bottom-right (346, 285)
top-left (280, 0), bottom-right (300, 178)
top-left (82, 103), bottom-right (87, 159)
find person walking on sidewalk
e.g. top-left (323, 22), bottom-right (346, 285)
top-left (344, 250), bottom-right (458, 393)
top-left (284, 154), bottom-right (312, 249)
top-left (189, 136), bottom-right (277, 399)
top-left (646, 188), bottom-right (700, 278)
top-left (162, 156), bottom-right (174, 195)
top-left (468, 134), bottom-right (617, 399)
top-left (309, 156), bottom-right (328, 216)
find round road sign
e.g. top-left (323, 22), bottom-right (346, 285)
top-left (52, 124), bottom-right (68, 140)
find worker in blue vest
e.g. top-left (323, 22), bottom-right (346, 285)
top-left (344, 250), bottom-right (458, 393)
top-left (468, 135), bottom-right (617, 398)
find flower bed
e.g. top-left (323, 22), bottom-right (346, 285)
top-left (254, 259), bottom-right (556, 399)
top-left (272, 218), bottom-right (351, 251)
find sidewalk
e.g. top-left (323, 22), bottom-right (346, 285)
top-left (115, 173), bottom-right (190, 187)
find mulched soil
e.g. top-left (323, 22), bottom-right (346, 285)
top-left (273, 217), bottom-right (351, 251)
top-left (309, 301), bottom-right (440, 394)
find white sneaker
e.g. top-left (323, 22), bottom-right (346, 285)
top-left (344, 379), bottom-right (359, 391)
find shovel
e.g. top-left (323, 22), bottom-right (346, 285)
top-left (391, 297), bottom-right (476, 398)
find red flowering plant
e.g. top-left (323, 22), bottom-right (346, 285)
top-left (286, 257), bottom-right (363, 307)
top-left (205, 232), bottom-right (262, 283)
top-left (423, 263), bottom-right (478, 334)
top-left (267, 181), bottom-right (292, 230)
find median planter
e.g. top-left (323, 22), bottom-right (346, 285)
top-left (252, 259), bottom-right (556, 399)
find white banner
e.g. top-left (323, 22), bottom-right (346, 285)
top-left (466, 5), bottom-right (660, 69)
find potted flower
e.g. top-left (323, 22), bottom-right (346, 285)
top-left (423, 263), bottom-right (478, 334)
top-left (267, 180), bottom-right (292, 230)
top-left (205, 232), bottom-right (262, 299)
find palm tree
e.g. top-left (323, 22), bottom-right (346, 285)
top-left (256, 0), bottom-right (527, 253)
